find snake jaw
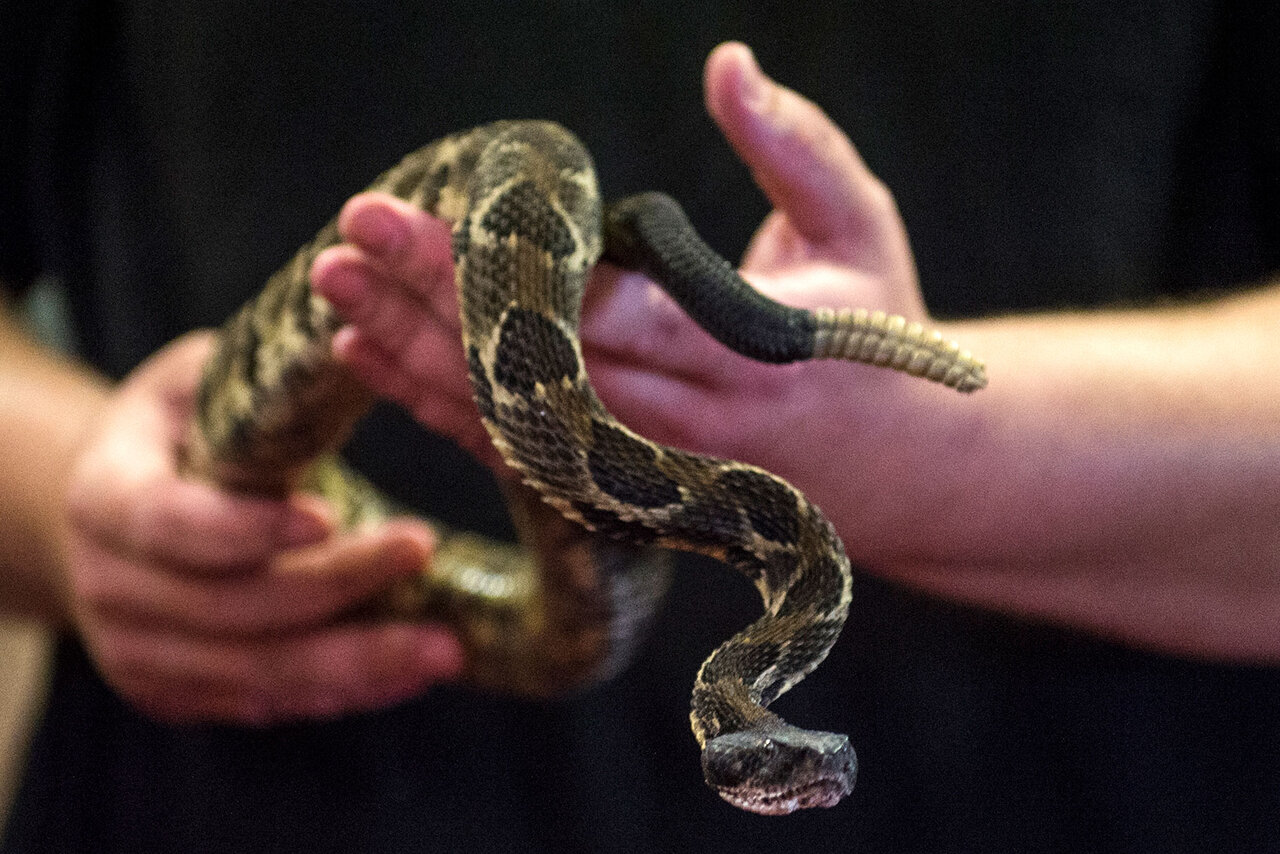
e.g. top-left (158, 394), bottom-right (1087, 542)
top-left (701, 726), bottom-right (858, 816)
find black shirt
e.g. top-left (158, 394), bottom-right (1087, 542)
top-left (4, 2), bottom-right (1280, 852)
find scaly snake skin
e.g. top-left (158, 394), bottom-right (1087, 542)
top-left (187, 121), bottom-right (986, 815)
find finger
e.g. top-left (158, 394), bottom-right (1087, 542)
top-left (328, 318), bottom-right (473, 421)
top-left (581, 264), bottom-right (808, 396)
top-left (703, 42), bottom-right (899, 259)
top-left (103, 620), bottom-right (463, 725)
top-left (269, 621), bottom-right (463, 721)
top-left (313, 242), bottom-right (462, 363)
top-left (111, 671), bottom-right (270, 725)
top-left (81, 522), bottom-right (438, 636)
top-left (580, 267), bottom-right (733, 385)
top-left (314, 243), bottom-right (506, 470)
top-left (89, 472), bottom-right (331, 566)
top-left (334, 192), bottom-right (456, 314)
top-left (312, 236), bottom-right (475, 424)
top-left (315, 192), bottom-right (460, 379)
top-left (586, 360), bottom-right (737, 456)
top-left (73, 427), bottom-right (331, 570)
top-left (329, 324), bottom-right (502, 466)
top-left (68, 346), bottom-right (332, 573)
top-left (737, 210), bottom-right (812, 275)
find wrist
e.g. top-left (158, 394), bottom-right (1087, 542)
top-left (0, 318), bottom-right (110, 622)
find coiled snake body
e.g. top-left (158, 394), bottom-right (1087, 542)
top-left (189, 121), bottom-right (986, 815)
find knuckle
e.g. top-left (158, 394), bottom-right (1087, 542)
top-left (67, 556), bottom-right (114, 610)
top-left (70, 563), bottom-right (141, 630)
top-left (124, 484), bottom-right (180, 559)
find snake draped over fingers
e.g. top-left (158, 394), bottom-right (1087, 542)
top-left (187, 120), bottom-right (986, 815)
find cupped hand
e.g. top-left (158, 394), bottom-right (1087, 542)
top-left (62, 332), bottom-right (463, 725)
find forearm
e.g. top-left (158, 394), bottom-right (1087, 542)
top-left (839, 282), bottom-right (1280, 659)
top-left (0, 302), bottom-right (110, 621)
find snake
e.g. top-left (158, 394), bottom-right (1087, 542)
top-left (186, 120), bottom-right (987, 815)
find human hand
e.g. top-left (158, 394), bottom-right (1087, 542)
top-left (62, 333), bottom-right (463, 725)
top-left (310, 43), bottom-right (962, 556)
top-left (581, 41), bottom-right (937, 467)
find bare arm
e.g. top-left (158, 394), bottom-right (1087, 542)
top-left (310, 42), bottom-right (1280, 662)
top-left (598, 45), bottom-right (1280, 660)
top-left (0, 299), bottom-right (108, 619)
top-left (586, 268), bottom-right (1280, 661)
top-left (897, 287), bottom-right (1280, 658)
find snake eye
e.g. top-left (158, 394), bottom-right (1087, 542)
top-left (702, 731), bottom-right (772, 790)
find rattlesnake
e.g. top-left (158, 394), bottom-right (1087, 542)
top-left (187, 120), bottom-right (986, 815)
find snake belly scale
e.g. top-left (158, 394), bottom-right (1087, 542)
top-left (189, 120), bottom-right (987, 815)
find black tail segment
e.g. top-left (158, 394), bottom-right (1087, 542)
top-left (602, 192), bottom-right (816, 364)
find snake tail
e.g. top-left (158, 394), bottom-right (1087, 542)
top-left (811, 307), bottom-right (987, 391)
top-left (603, 191), bottom-right (987, 392)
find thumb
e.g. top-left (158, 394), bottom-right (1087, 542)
top-left (703, 42), bottom-right (903, 265)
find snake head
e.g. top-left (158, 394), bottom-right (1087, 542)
top-left (701, 725), bottom-right (857, 815)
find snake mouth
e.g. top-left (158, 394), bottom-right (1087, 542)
top-left (714, 778), bottom-right (853, 816)
top-left (701, 726), bottom-right (858, 816)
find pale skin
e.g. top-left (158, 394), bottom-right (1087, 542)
top-left (1, 43), bottom-right (1278, 729)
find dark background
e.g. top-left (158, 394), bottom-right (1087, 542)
top-left (4, 1), bottom-right (1280, 852)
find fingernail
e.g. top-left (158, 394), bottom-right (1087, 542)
top-left (282, 505), bottom-right (332, 546)
top-left (351, 205), bottom-right (408, 257)
top-left (739, 46), bottom-right (772, 112)
top-left (383, 536), bottom-right (429, 573)
top-left (419, 627), bottom-right (465, 678)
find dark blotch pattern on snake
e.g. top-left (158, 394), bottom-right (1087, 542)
top-left (187, 120), bottom-right (987, 815)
